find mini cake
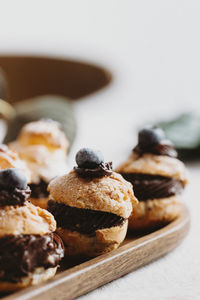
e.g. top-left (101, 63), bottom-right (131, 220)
top-left (0, 168), bottom-right (64, 292)
top-left (116, 127), bottom-right (188, 230)
top-left (48, 148), bottom-right (138, 257)
top-left (9, 119), bottom-right (69, 209)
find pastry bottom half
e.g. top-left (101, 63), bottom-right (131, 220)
top-left (29, 180), bottom-right (49, 209)
top-left (0, 267), bottom-right (57, 292)
top-left (29, 197), bottom-right (49, 209)
top-left (128, 195), bottom-right (182, 231)
top-left (56, 220), bottom-right (128, 257)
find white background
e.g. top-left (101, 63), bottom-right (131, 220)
top-left (0, 1), bottom-right (200, 299)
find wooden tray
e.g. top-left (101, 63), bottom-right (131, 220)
top-left (1, 204), bottom-right (190, 300)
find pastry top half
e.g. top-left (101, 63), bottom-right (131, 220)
top-left (0, 168), bottom-right (56, 237)
top-left (48, 170), bottom-right (136, 219)
top-left (16, 119), bottom-right (68, 150)
top-left (116, 127), bottom-right (189, 186)
top-left (48, 148), bottom-right (138, 219)
top-left (9, 119), bottom-right (69, 184)
top-left (0, 202), bottom-right (56, 237)
top-left (116, 152), bottom-right (188, 185)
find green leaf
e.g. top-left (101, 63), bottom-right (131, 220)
top-left (156, 113), bottom-right (200, 160)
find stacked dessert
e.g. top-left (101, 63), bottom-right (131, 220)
top-left (116, 127), bottom-right (188, 230)
top-left (9, 119), bottom-right (69, 209)
top-left (48, 148), bottom-right (138, 257)
top-left (0, 168), bottom-right (64, 291)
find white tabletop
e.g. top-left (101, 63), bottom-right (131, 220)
top-left (0, 1), bottom-right (200, 299)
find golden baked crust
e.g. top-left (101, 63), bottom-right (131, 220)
top-left (57, 220), bottom-right (128, 257)
top-left (0, 145), bottom-right (20, 169)
top-left (0, 202), bottom-right (56, 237)
top-left (116, 153), bottom-right (188, 185)
top-left (0, 145), bottom-right (30, 181)
top-left (16, 120), bottom-right (69, 150)
top-left (0, 267), bottom-right (57, 292)
top-left (128, 195), bottom-right (182, 230)
top-left (29, 197), bottom-right (48, 209)
top-left (48, 170), bottom-right (138, 218)
top-left (9, 120), bottom-right (69, 184)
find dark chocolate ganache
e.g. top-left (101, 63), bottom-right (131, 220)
top-left (0, 233), bottom-right (64, 283)
top-left (48, 200), bottom-right (125, 237)
top-left (120, 173), bottom-right (184, 201)
top-left (74, 162), bottom-right (113, 179)
top-left (133, 141), bottom-right (178, 158)
top-left (29, 180), bottom-right (49, 199)
top-left (0, 186), bottom-right (31, 206)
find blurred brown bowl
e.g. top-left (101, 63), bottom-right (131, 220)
top-left (0, 55), bottom-right (112, 103)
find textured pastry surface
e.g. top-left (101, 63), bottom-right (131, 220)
top-left (0, 144), bottom-right (30, 181)
top-left (9, 120), bottom-right (69, 184)
top-left (116, 153), bottom-right (188, 185)
top-left (0, 202), bottom-right (56, 237)
top-left (48, 170), bottom-right (137, 218)
top-left (128, 195), bottom-right (182, 230)
top-left (16, 120), bottom-right (69, 150)
top-left (57, 220), bottom-right (128, 257)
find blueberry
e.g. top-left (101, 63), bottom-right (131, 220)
top-left (0, 168), bottom-right (27, 190)
top-left (75, 148), bottom-right (104, 168)
top-left (138, 126), bottom-right (165, 148)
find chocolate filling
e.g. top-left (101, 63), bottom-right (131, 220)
top-left (74, 162), bottom-right (113, 179)
top-left (133, 142), bottom-right (177, 158)
top-left (29, 180), bottom-right (49, 199)
top-left (48, 200), bottom-right (125, 237)
top-left (0, 233), bottom-right (64, 283)
top-left (0, 186), bottom-right (31, 206)
top-left (120, 173), bottom-right (184, 201)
